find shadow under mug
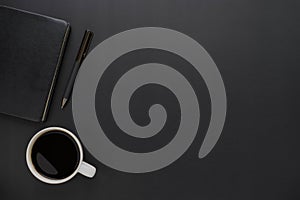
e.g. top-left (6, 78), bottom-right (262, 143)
top-left (26, 127), bottom-right (96, 184)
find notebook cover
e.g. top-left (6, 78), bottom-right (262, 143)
top-left (0, 5), bottom-right (70, 122)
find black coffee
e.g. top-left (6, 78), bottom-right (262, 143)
top-left (31, 131), bottom-right (80, 179)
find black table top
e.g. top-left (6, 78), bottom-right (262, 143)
top-left (1, 0), bottom-right (300, 199)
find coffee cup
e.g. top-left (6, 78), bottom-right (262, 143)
top-left (26, 127), bottom-right (96, 184)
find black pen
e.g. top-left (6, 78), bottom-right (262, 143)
top-left (61, 30), bottom-right (94, 109)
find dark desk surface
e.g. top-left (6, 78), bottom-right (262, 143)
top-left (1, 0), bottom-right (300, 199)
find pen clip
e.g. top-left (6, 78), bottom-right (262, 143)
top-left (76, 30), bottom-right (94, 63)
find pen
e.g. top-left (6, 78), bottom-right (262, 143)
top-left (61, 30), bottom-right (94, 109)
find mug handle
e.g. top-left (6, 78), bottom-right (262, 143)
top-left (78, 161), bottom-right (96, 178)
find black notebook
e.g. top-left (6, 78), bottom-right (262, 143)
top-left (0, 6), bottom-right (70, 122)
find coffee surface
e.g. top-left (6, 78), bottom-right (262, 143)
top-left (31, 131), bottom-right (80, 179)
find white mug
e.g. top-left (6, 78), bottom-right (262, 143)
top-left (26, 127), bottom-right (96, 184)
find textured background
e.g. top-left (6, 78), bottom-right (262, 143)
top-left (0, 0), bottom-right (299, 199)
